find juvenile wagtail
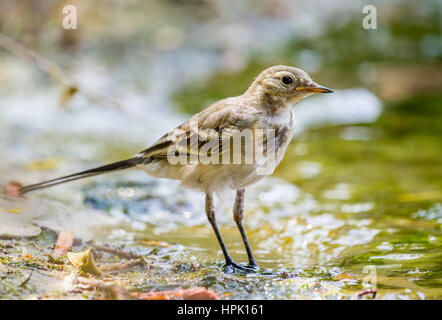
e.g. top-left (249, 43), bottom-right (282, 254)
top-left (20, 65), bottom-right (332, 273)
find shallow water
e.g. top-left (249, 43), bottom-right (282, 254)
top-left (276, 95), bottom-right (442, 298)
top-left (1, 83), bottom-right (440, 299)
top-left (1, 0), bottom-right (441, 299)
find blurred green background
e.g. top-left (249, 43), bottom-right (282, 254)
top-left (0, 0), bottom-right (441, 299)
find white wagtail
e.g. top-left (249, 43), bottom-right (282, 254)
top-left (20, 65), bottom-right (332, 273)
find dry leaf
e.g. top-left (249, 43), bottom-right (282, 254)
top-left (0, 208), bottom-right (23, 214)
top-left (333, 273), bottom-right (354, 281)
top-left (53, 230), bottom-right (74, 257)
top-left (67, 248), bottom-right (102, 276)
top-left (8, 208), bottom-right (23, 213)
top-left (59, 85), bottom-right (79, 107)
top-left (131, 287), bottom-right (217, 300)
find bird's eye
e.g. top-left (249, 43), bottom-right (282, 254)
top-left (281, 75), bottom-right (293, 85)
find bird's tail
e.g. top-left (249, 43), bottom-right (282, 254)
top-left (20, 157), bottom-right (145, 194)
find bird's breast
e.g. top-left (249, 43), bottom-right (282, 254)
top-left (264, 109), bottom-right (295, 163)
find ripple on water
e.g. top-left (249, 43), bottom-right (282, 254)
top-left (370, 254), bottom-right (425, 261)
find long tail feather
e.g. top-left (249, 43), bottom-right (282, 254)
top-left (20, 157), bottom-right (145, 194)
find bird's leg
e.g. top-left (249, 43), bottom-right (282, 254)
top-left (205, 193), bottom-right (255, 273)
top-left (233, 189), bottom-right (258, 270)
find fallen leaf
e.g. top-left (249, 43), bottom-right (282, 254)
top-left (0, 208), bottom-right (23, 214)
top-left (3, 181), bottom-right (23, 197)
top-left (59, 85), bottom-right (79, 107)
top-left (181, 287), bottom-right (218, 300)
top-left (8, 208), bottom-right (23, 213)
top-left (333, 273), bottom-right (354, 281)
top-left (53, 230), bottom-right (74, 257)
top-left (67, 248), bottom-right (102, 276)
top-left (131, 287), bottom-right (218, 300)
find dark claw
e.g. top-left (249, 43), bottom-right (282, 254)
top-left (246, 264), bottom-right (260, 271)
top-left (223, 261), bottom-right (259, 274)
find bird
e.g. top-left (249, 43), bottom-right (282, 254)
top-left (19, 65), bottom-right (332, 273)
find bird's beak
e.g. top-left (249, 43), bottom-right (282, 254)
top-left (295, 83), bottom-right (333, 93)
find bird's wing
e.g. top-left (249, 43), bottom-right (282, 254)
top-left (135, 99), bottom-right (258, 163)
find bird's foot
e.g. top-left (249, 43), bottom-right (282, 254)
top-left (223, 260), bottom-right (259, 274)
top-left (245, 263), bottom-right (260, 272)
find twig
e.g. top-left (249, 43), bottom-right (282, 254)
top-left (20, 270), bottom-right (34, 287)
top-left (0, 32), bottom-right (123, 110)
top-left (358, 289), bottom-right (377, 299)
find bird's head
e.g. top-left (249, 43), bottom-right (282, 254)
top-left (246, 65), bottom-right (332, 106)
